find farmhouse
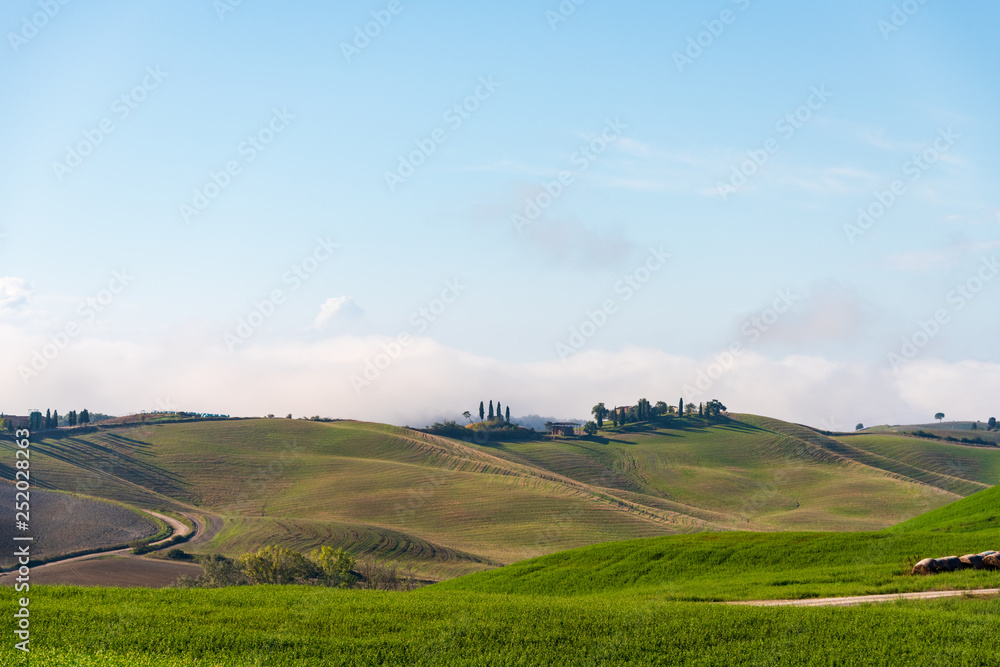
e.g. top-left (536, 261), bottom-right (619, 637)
top-left (548, 422), bottom-right (579, 436)
top-left (2, 415), bottom-right (29, 429)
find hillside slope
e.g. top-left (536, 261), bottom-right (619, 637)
top-left (1, 414), bottom-right (995, 580)
top-left (435, 484), bottom-right (1000, 600)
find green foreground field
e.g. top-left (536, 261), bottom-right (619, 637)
top-left (3, 587), bottom-right (1000, 666)
top-left (3, 484), bottom-right (999, 665)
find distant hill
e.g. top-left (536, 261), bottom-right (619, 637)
top-left (2, 413), bottom-right (997, 581)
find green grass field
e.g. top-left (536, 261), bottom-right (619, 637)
top-left (4, 586), bottom-right (1000, 666)
top-left (2, 414), bottom-right (998, 579)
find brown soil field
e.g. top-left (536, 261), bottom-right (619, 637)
top-left (0, 483), bottom-right (160, 567)
top-left (0, 555), bottom-right (202, 588)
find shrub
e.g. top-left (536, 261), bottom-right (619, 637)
top-left (308, 546), bottom-right (356, 588)
top-left (238, 546), bottom-right (319, 585)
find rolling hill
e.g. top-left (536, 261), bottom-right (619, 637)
top-left (2, 413), bottom-right (997, 580)
top-left (434, 483), bottom-right (1000, 600)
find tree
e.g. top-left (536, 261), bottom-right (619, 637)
top-left (462, 411), bottom-right (472, 423)
top-left (479, 401), bottom-right (485, 421)
top-left (45, 409), bottom-right (52, 429)
top-left (28, 412), bottom-right (42, 431)
top-left (505, 406), bottom-right (510, 423)
top-left (80, 409), bottom-right (90, 424)
top-left (496, 402), bottom-right (502, 422)
top-left (935, 412), bottom-right (945, 423)
top-left (654, 401), bottom-right (668, 416)
top-left (637, 398), bottom-right (650, 421)
top-left (678, 398), bottom-right (684, 417)
top-left (705, 399), bottom-right (727, 418)
top-left (612, 407), bottom-right (619, 428)
top-left (488, 401), bottom-right (494, 420)
top-left (52, 409), bottom-right (59, 428)
top-left (685, 402), bottom-right (696, 416)
top-left (972, 422), bottom-right (978, 431)
top-left (583, 421), bottom-right (598, 436)
top-left (989, 417), bottom-right (997, 431)
top-left (238, 545), bottom-right (318, 585)
top-left (68, 410), bottom-right (77, 427)
top-left (307, 546), bottom-right (356, 588)
top-left (856, 423), bottom-right (864, 431)
top-left (698, 403), bottom-right (703, 418)
top-left (592, 403), bottom-right (607, 429)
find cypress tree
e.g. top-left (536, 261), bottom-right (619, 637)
top-left (505, 406), bottom-right (510, 423)
top-left (479, 402), bottom-right (485, 421)
top-left (488, 401), bottom-right (494, 420)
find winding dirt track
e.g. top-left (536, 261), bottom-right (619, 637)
top-left (0, 509), bottom-right (217, 587)
top-left (727, 588), bottom-right (1000, 607)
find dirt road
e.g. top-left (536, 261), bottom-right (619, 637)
top-left (727, 588), bottom-right (1000, 607)
top-left (0, 508), bottom-right (209, 587)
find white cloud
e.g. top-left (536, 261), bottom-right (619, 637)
top-left (1, 322), bottom-right (997, 431)
top-left (887, 240), bottom-right (1000, 272)
top-left (314, 296), bottom-right (364, 330)
top-left (0, 277), bottom-right (33, 311)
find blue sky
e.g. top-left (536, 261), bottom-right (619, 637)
top-left (2, 0), bottom-right (998, 428)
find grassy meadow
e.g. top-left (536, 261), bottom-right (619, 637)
top-left (2, 414), bottom-right (999, 579)
top-left (3, 586), bottom-right (1000, 666)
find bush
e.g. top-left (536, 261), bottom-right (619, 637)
top-left (424, 420), bottom-right (468, 438)
top-left (181, 546), bottom-right (359, 588)
top-left (166, 549), bottom-right (192, 560)
top-left (238, 546), bottom-right (319, 585)
top-left (355, 556), bottom-right (417, 591)
top-left (308, 546), bottom-right (356, 588)
top-left (198, 554), bottom-right (248, 587)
